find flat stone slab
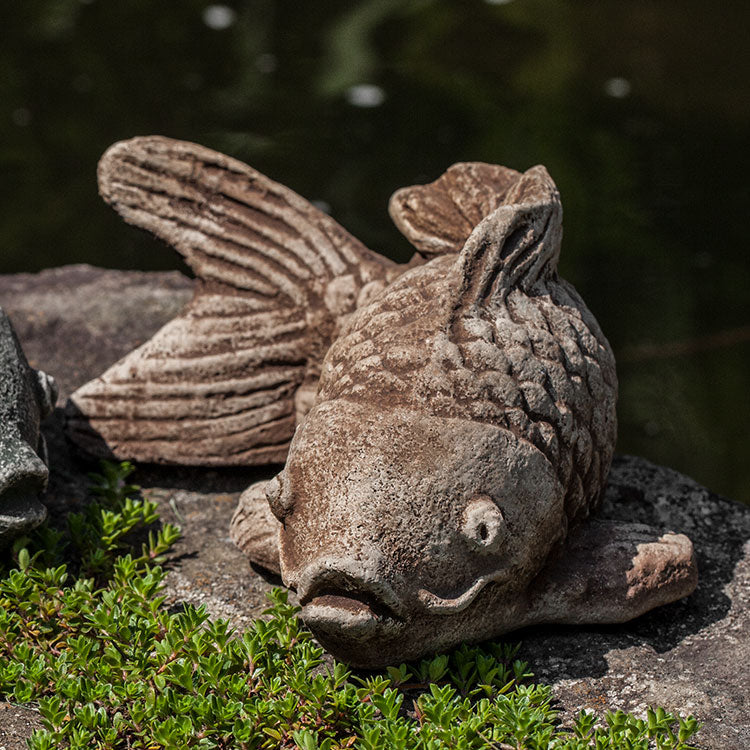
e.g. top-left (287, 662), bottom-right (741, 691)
top-left (0, 266), bottom-right (748, 749)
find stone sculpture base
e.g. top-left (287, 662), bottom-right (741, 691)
top-left (0, 265), bottom-right (747, 750)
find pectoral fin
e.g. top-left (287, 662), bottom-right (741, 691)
top-left (524, 520), bottom-right (698, 626)
top-left (229, 480), bottom-right (282, 575)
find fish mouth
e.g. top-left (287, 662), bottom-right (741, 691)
top-left (0, 492), bottom-right (47, 544)
top-left (418, 573), bottom-right (498, 614)
top-left (297, 565), bottom-right (406, 642)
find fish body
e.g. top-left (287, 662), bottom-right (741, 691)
top-left (271, 167), bottom-right (619, 663)
top-left (68, 138), bottom-right (697, 665)
top-left (0, 308), bottom-right (57, 545)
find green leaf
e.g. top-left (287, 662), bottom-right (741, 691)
top-left (17, 547), bottom-right (30, 571)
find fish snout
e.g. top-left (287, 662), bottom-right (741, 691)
top-left (296, 559), bottom-right (407, 643)
top-left (0, 438), bottom-right (48, 496)
top-left (0, 438), bottom-right (49, 543)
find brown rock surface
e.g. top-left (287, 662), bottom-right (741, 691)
top-left (0, 265), bottom-right (747, 748)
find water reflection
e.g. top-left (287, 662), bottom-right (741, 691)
top-left (346, 84), bottom-right (386, 108)
top-left (604, 77), bottom-right (631, 98)
top-left (202, 5), bottom-right (237, 30)
top-left (0, 1), bottom-right (747, 503)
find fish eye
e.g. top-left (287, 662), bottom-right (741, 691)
top-left (461, 495), bottom-right (505, 552)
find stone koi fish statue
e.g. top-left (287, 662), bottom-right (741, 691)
top-left (66, 137), bottom-right (697, 666)
top-left (0, 308), bottom-right (57, 545)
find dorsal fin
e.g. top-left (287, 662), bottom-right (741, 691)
top-left (66, 136), bottom-right (395, 466)
top-left (388, 162), bottom-right (523, 258)
top-left (453, 165), bottom-right (562, 311)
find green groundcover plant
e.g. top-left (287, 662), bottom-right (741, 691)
top-left (0, 462), bottom-right (701, 749)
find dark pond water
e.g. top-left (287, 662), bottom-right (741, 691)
top-left (2, 1), bottom-right (748, 502)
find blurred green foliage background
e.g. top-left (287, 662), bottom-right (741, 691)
top-left (1, 0), bottom-right (748, 501)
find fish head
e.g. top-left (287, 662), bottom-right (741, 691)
top-left (0, 310), bottom-right (58, 545)
top-left (271, 399), bottom-right (565, 665)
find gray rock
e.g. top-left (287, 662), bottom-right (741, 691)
top-left (0, 264), bottom-right (194, 516)
top-left (0, 265), bottom-right (747, 749)
top-left (0, 307), bottom-right (57, 545)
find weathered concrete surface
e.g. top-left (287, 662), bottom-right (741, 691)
top-left (0, 266), bottom-right (747, 749)
top-left (0, 308), bottom-right (56, 545)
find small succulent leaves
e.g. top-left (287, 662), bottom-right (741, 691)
top-left (0, 462), bottom-right (703, 749)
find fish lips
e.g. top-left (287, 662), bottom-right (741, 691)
top-left (0, 491), bottom-right (47, 545)
top-left (297, 569), bottom-right (407, 645)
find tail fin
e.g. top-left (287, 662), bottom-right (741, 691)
top-left (65, 136), bottom-right (395, 465)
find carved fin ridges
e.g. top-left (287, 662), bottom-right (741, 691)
top-left (66, 404), bottom-right (297, 466)
top-left (66, 294), bottom-right (310, 464)
top-left (389, 162), bottom-right (523, 258)
top-left (67, 137), bottom-right (397, 465)
top-left (454, 166), bottom-right (562, 311)
top-left (68, 401), bottom-right (296, 441)
top-left (99, 137), bottom-right (368, 285)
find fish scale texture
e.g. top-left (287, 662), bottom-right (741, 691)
top-left (318, 255), bottom-right (617, 526)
